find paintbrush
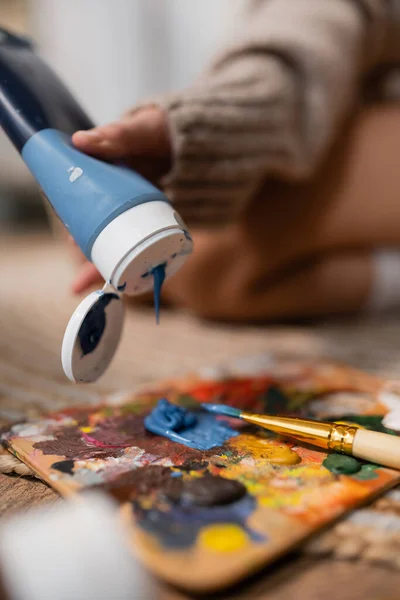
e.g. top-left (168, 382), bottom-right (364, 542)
top-left (202, 404), bottom-right (400, 470)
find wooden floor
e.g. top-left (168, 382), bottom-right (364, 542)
top-left (2, 233), bottom-right (400, 599)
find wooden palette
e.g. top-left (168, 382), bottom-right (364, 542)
top-left (3, 357), bottom-right (400, 592)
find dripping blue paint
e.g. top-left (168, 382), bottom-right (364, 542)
top-left (133, 494), bottom-right (265, 550)
top-left (152, 263), bottom-right (166, 324)
top-left (144, 398), bottom-right (239, 451)
top-left (141, 262), bottom-right (166, 324)
top-left (78, 292), bottom-right (119, 356)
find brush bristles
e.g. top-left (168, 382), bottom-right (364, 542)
top-left (201, 403), bottom-right (242, 418)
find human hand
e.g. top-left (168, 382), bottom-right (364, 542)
top-left (70, 106), bottom-right (171, 294)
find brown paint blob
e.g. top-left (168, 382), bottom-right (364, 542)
top-left (34, 414), bottom-right (225, 464)
top-left (34, 426), bottom-right (124, 460)
top-left (180, 459), bottom-right (209, 471)
top-left (90, 466), bottom-right (176, 503)
top-left (90, 466), bottom-right (246, 508)
top-left (163, 473), bottom-right (246, 507)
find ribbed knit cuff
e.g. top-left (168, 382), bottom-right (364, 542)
top-left (154, 55), bottom-right (301, 224)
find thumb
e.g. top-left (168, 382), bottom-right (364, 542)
top-left (72, 107), bottom-right (170, 161)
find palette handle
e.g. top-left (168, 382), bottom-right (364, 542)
top-left (352, 429), bottom-right (400, 470)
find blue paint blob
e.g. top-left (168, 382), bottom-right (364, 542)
top-left (202, 403), bottom-right (242, 419)
top-left (78, 293), bottom-right (119, 356)
top-left (152, 263), bottom-right (166, 324)
top-left (144, 399), bottom-right (238, 451)
top-left (117, 282), bottom-right (127, 292)
top-left (134, 494), bottom-right (266, 550)
top-left (147, 398), bottom-right (197, 431)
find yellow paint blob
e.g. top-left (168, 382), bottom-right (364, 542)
top-left (80, 426), bottom-right (94, 433)
top-left (229, 434), bottom-right (300, 465)
top-left (279, 464), bottom-right (330, 480)
top-left (198, 524), bottom-right (249, 553)
top-left (189, 470), bottom-right (203, 479)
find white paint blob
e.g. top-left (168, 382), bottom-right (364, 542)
top-left (379, 386), bottom-right (400, 431)
top-left (383, 410), bottom-right (400, 431)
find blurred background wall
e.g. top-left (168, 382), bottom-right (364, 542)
top-left (0, 0), bottom-right (245, 231)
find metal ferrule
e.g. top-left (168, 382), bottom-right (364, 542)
top-left (327, 423), bottom-right (358, 454)
top-left (240, 413), bottom-right (358, 455)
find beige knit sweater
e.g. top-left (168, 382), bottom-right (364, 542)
top-left (148, 0), bottom-right (400, 224)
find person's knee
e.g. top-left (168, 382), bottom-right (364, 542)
top-left (164, 230), bottom-right (257, 321)
top-left (168, 263), bottom-right (252, 321)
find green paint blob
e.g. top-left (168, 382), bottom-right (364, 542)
top-left (263, 387), bottom-right (290, 414)
top-left (353, 464), bottom-right (379, 481)
top-left (322, 453), bottom-right (361, 475)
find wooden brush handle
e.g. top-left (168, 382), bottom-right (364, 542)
top-left (352, 429), bottom-right (400, 470)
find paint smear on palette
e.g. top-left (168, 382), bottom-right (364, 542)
top-left (90, 465), bottom-right (265, 550)
top-left (5, 361), bottom-right (400, 591)
top-left (144, 399), bottom-right (239, 450)
top-left (135, 493), bottom-right (264, 550)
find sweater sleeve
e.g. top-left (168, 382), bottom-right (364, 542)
top-left (154, 0), bottom-right (390, 224)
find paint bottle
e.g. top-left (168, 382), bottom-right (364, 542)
top-left (0, 28), bottom-right (192, 383)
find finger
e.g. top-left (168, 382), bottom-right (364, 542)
top-left (72, 128), bottom-right (171, 182)
top-left (72, 108), bottom-right (170, 160)
top-left (72, 263), bottom-right (103, 294)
